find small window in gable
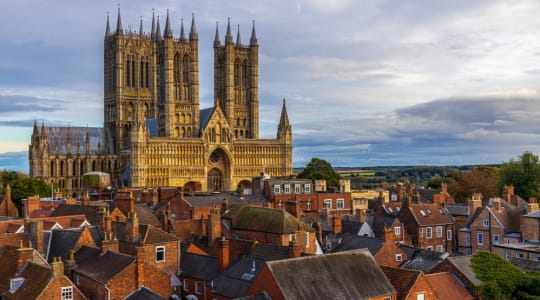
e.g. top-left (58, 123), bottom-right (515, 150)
top-left (9, 278), bottom-right (24, 294)
top-left (395, 254), bottom-right (402, 262)
top-left (61, 286), bottom-right (73, 300)
top-left (156, 246), bottom-right (165, 262)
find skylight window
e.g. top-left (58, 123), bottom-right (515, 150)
top-left (420, 210), bottom-right (426, 216)
top-left (241, 273), bottom-right (255, 280)
top-left (9, 278), bottom-right (24, 293)
top-left (388, 207), bottom-right (394, 213)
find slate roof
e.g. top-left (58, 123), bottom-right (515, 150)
top-left (180, 251), bottom-right (219, 281)
top-left (381, 266), bottom-right (422, 300)
top-left (37, 125), bottom-right (114, 155)
top-left (370, 214), bottom-right (398, 239)
top-left (399, 245), bottom-right (448, 273)
top-left (265, 249), bottom-right (395, 300)
top-left (2, 262), bottom-right (51, 300)
top-left (224, 205), bottom-right (311, 234)
top-left (235, 292), bottom-right (272, 300)
top-left (327, 233), bottom-right (384, 256)
top-left (123, 286), bottom-right (165, 300)
top-left (341, 219), bottom-right (364, 235)
top-left (200, 107), bottom-right (214, 129)
top-left (73, 246), bottom-right (135, 284)
top-left (112, 223), bottom-right (178, 245)
top-left (446, 203), bottom-right (470, 216)
top-left (210, 257), bottom-right (265, 299)
top-left (0, 246), bottom-right (23, 294)
top-left (134, 204), bottom-right (162, 227)
top-left (426, 272), bottom-right (474, 300)
top-left (524, 210), bottom-right (540, 219)
top-left (183, 193), bottom-right (265, 207)
top-left (444, 256), bottom-right (481, 286)
top-left (47, 226), bottom-right (102, 262)
top-left (405, 204), bottom-right (454, 226)
top-left (248, 242), bottom-right (290, 261)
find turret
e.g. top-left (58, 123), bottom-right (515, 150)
top-left (213, 22), bottom-right (221, 47)
top-left (115, 7), bottom-right (123, 35)
top-left (189, 13), bottom-right (198, 40)
top-left (236, 24), bottom-right (242, 46)
top-left (155, 16), bottom-right (162, 41)
top-left (225, 18), bottom-right (233, 44)
top-left (278, 98), bottom-right (291, 140)
top-left (105, 14), bottom-right (111, 37)
top-left (151, 10), bottom-right (156, 39)
top-left (139, 17), bottom-right (143, 37)
top-left (250, 20), bottom-right (258, 46)
top-left (164, 9), bottom-right (173, 38)
top-left (180, 19), bottom-right (187, 42)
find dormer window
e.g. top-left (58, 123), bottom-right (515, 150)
top-left (9, 277), bottom-right (24, 293)
top-left (274, 185), bottom-right (281, 194)
top-left (483, 219), bottom-right (490, 227)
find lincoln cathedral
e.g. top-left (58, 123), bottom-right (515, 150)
top-left (28, 8), bottom-right (293, 195)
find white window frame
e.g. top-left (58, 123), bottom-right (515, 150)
top-left (274, 185), bottom-right (281, 194)
top-left (306, 200), bottom-right (312, 211)
top-left (395, 254), bottom-right (402, 262)
top-left (436, 226), bottom-right (442, 238)
top-left (9, 278), bottom-right (24, 294)
top-left (336, 198), bottom-right (345, 209)
top-left (76, 274), bottom-right (80, 286)
top-left (323, 199), bottom-right (332, 209)
top-left (417, 293), bottom-right (425, 300)
top-left (284, 184), bottom-right (291, 194)
top-left (61, 286), bottom-right (73, 300)
top-left (294, 184), bottom-right (301, 194)
top-left (395, 227), bottom-right (401, 236)
top-left (493, 234), bottom-right (500, 245)
top-left (516, 252), bottom-right (524, 259)
top-left (505, 251), bottom-right (510, 260)
top-left (304, 183), bottom-right (311, 193)
top-left (477, 232), bottom-right (484, 245)
top-left (183, 279), bottom-right (189, 291)
top-left (483, 219), bottom-right (490, 227)
top-left (290, 233), bottom-right (295, 242)
top-left (419, 228), bottom-right (423, 237)
top-left (156, 246), bottom-right (166, 262)
top-left (447, 230), bottom-right (452, 241)
top-left (436, 245), bottom-right (443, 252)
top-left (195, 281), bottom-right (202, 294)
top-left (534, 256), bottom-right (540, 261)
top-left (305, 232), bottom-right (310, 248)
top-left (426, 227), bottom-right (432, 239)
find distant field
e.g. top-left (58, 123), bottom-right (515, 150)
top-left (338, 170), bottom-right (376, 177)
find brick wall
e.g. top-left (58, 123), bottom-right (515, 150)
top-left (404, 274), bottom-right (437, 300)
top-left (246, 265), bottom-right (284, 300)
top-left (38, 277), bottom-right (86, 300)
top-left (521, 216), bottom-right (540, 242)
top-left (374, 243), bottom-right (408, 267)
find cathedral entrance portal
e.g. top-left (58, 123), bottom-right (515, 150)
top-left (207, 148), bottom-right (230, 192)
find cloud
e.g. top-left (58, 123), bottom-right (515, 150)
top-left (0, 95), bottom-right (66, 114)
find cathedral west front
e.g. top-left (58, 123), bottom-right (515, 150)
top-left (28, 8), bottom-right (293, 195)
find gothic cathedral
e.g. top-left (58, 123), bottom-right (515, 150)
top-left (28, 9), bottom-right (293, 195)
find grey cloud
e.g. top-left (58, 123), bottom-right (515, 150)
top-left (0, 95), bottom-right (66, 114)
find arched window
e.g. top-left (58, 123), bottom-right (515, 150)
top-left (126, 57), bottom-right (131, 87)
top-left (60, 161), bottom-right (64, 176)
top-left (181, 127), bottom-right (186, 138)
top-left (50, 161), bottom-right (55, 177)
top-left (145, 61), bottom-right (150, 88)
top-left (174, 53), bottom-right (181, 100)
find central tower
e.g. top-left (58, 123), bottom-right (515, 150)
top-left (213, 19), bottom-right (259, 139)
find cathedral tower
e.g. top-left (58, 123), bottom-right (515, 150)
top-left (213, 19), bottom-right (259, 139)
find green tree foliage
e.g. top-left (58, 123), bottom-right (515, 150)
top-left (297, 158), bottom-right (341, 188)
top-left (498, 152), bottom-right (540, 200)
top-left (471, 251), bottom-right (540, 299)
top-left (0, 170), bottom-right (51, 213)
top-left (448, 167), bottom-right (499, 203)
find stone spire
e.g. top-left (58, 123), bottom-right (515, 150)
top-left (164, 9), bottom-right (173, 38)
top-left (225, 17), bottom-right (233, 44)
top-left (189, 13), bottom-right (198, 40)
top-left (250, 20), bottom-right (258, 46)
top-left (105, 14), bottom-right (111, 37)
top-left (155, 16), bottom-right (162, 41)
top-left (213, 22), bottom-right (221, 47)
top-left (180, 18), bottom-right (186, 41)
top-left (116, 6), bottom-right (123, 35)
top-left (139, 17), bottom-right (144, 36)
top-left (235, 24), bottom-right (242, 46)
top-left (151, 10), bottom-right (156, 39)
top-left (279, 98), bottom-right (290, 130)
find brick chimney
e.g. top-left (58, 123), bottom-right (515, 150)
top-left (82, 191), bottom-right (90, 206)
top-left (527, 198), bottom-right (539, 214)
top-left (383, 224), bottom-right (392, 243)
top-left (492, 198), bottom-right (501, 211)
top-left (356, 209), bottom-right (366, 223)
top-left (288, 238), bottom-right (302, 258)
top-left (218, 237), bottom-right (230, 272)
top-left (136, 247), bottom-right (145, 286)
top-left (25, 196), bottom-right (41, 218)
top-left (503, 185), bottom-right (516, 205)
top-left (332, 214), bottom-right (342, 234)
top-left (25, 219), bottom-right (44, 255)
top-left (469, 193), bottom-right (482, 214)
top-left (101, 232), bottom-right (119, 253)
top-left (208, 205), bottom-right (221, 246)
top-left (126, 211), bottom-right (139, 243)
top-left (16, 247), bottom-right (34, 271)
top-left (286, 200), bottom-right (301, 218)
top-left (51, 257), bottom-right (64, 279)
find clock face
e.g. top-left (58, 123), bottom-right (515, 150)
top-left (391, 193), bottom-right (397, 201)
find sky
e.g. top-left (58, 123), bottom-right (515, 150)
top-left (2, 0), bottom-right (540, 172)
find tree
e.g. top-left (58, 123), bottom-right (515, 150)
top-left (498, 152), bottom-right (540, 200)
top-left (297, 158), bottom-right (341, 188)
top-left (448, 167), bottom-right (499, 203)
top-left (0, 171), bottom-right (51, 214)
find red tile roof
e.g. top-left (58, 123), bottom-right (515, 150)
top-left (407, 204), bottom-right (454, 226)
top-left (426, 272), bottom-right (473, 300)
top-left (381, 266), bottom-right (422, 300)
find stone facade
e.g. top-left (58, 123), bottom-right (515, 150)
top-left (28, 9), bottom-right (293, 196)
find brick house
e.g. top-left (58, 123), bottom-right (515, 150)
top-left (398, 202), bottom-right (455, 252)
top-left (458, 198), bottom-right (520, 255)
top-left (246, 249), bottom-right (396, 300)
top-left (222, 205), bottom-right (319, 255)
top-left (381, 266), bottom-right (438, 300)
top-left (0, 247), bottom-right (86, 300)
top-left (429, 256), bottom-right (481, 293)
top-left (425, 272), bottom-right (474, 300)
top-left (179, 242), bottom-right (220, 299)
top-left (520, 198), bottom-right (540, 243)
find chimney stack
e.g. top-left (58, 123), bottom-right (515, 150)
top-left (25, 219), bottom-right (44, 255)
top-left (528, 198), bottom-right (539, 214)
top-left (208, 204), bottom-right (221, 246)
top-left (383, 224), bottom-right (393, 244)
top-left (218, 236), bottom-right (230, 272)
top-left (126, 211), bottom-right (139, 242)
top-left (356, 209), bottom-right (366, 223)
top-left (51, 257), bottom-right (64, 279)
top-left (492, 198), bottom-right (501, 211)
top-left (288, 238), bottom-right (302, 258)
top-left (82, 191), bottom-right (90, 206)
top-left (136, 247), bottom-right (145, 286)
top-left (469, 193), bottom-right (482, 214)
top-left (332, 213), bottom-right (342, 234)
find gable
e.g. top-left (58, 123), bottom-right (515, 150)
top-left (201, 105), bottom-right (232, 142)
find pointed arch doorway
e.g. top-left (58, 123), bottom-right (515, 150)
top-left (207, 148), bottom-right (230, 192)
